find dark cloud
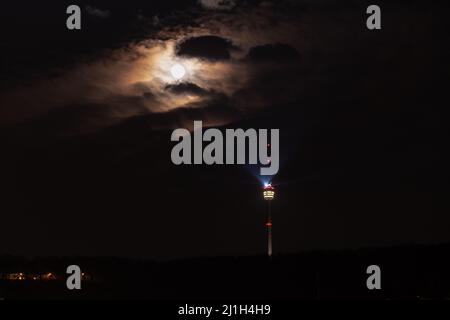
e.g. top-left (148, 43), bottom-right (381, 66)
top-left (92, 92), bottom-right (238, 134)
top-left (176, 35), bottom-right (236, 61)
top-left (149, 101), bottom-right (237, 129)
top-left (165, 82), bottom-right (210, 96)
top-left (246, 43), bottom-right (301, 62)
top-left (198, 0), bottom-right (236, 11)
top-left (86, 5), bottom-right (111, 18)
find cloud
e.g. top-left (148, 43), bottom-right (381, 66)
top-left (0, 1), bottom-right (307, 140)
top-left (0, 35), bottom-right (246, 137)
top-left (3, 0), bottom-right (404, 141)
top-left (165, 82), bottom-right (210, 96)
top-left (176, 36), bottom-right (236, 61)
top-left (0, 2), bottom-right (310, 138)
top-left (198, 0), bottom-right (236, 11)
top-left (86, 5), bottom-right (111, 19)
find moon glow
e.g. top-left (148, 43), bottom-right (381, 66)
top-left (170, 64), bottom-right (186, 80)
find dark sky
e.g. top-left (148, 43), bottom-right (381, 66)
top-left (0, 0), bottom-right (448, 259)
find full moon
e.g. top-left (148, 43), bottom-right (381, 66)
top-left (170, 64), bottom-right (186, 80)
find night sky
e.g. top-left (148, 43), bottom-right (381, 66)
top-left (0, 0), bottom-right (448, 259)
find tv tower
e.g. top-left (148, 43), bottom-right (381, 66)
top-left (263, 183), bottom-right (275, 257)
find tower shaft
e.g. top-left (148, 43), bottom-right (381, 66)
top-left (268, 200), bottom-right (272, 257)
